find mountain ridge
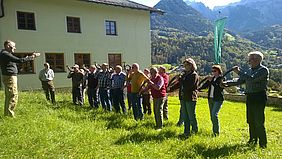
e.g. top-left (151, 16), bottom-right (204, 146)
top-left (151, 0), bottom-right (213, 35)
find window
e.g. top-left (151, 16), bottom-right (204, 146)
top-left (105, 20), bottom-right (117, 35)
top-left (74, 53), bottom-right (90, 68)
top-left (67, 16), bottom-right (81, 33)
top-left (17, 11), bottom-right (36, 30)
top-left (108, 54), bottom-right (121, 68)
top-left (14, 53), bottom-right (35, 74)
top-left (45, 53), bottom-right (65, 72)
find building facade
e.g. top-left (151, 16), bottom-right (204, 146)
top-left (0, 0), bottom-right (161, 90)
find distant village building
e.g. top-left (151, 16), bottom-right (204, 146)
top-left (0, 0), bottom-right (162, 90)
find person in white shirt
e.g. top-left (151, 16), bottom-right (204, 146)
top-left (39, 62), bottom-right (55, 104)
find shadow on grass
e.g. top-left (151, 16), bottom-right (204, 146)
top-left (177, 143), bottom-right (254, 158)
top-left (50, 101), bottom-right (101, 123)
top-left (102, 113), bottom-right (156, 130)
top-left (103, 113), bottom-right (129, 129)
top-left (115, 130), bottom-right (178, 144)
top-left (49, 100), bottom-right (97, 113)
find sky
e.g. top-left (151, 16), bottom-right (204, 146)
top-left (131, 0), bottom-right (241, 9)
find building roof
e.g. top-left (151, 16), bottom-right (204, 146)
top-left (80, 0), bottom-right (164, 14)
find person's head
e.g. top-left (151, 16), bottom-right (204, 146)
top-left (158, 66), bottom-right (166, 75)
top-left (248, 51), bottom-right (263, 68)
top-left (72, 64), bottom-right (79, 72)
top-left (44, 63), bottom-right (50, 69)
top-left (115, 65), bottom-right (122, 74)
top-left (150, 67), bottom-right (158, 77)
top-left (4, 40), bottom-right (16, 53)
top-left (183, 58), bottom-right (197, 72)
top-left (101, 63), bottom-right (108, 71)
top-left (211, 65), bottom-right (222, 77)
top-left (80, 69), bottom-right (85, 75)
top-left (131, 63), bottom-right (139, 72)
top-left (89, 65), bottom-right (96, 73)
top-left (143, 68), bottom-right (150, 77)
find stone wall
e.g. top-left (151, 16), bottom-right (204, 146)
top-left (198, 92), bottom-right (282, 107)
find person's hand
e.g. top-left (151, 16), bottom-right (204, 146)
top-left (128, 69), bottom-right (134, 74)
top-left (232, 66), bottom-right (240, 74)
top-left (207, 75), bottom-right (213, 81)
top-left (32, 52), bottom-right (41, 58)
top-left (220, 81), bottom-right (228, 88)
top-left (167, 87), bottom-right (171, 93)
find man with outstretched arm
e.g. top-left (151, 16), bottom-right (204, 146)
top-left (0, 40), bottom-right (40, 117)
top-left (223, 51), bottom-right (269, 149)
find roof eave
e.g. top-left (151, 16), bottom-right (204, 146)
top-left (79, 0), bottom-right (164, 14)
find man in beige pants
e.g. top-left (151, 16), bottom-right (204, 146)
top-left (0, 40), bottom-right (40, 117)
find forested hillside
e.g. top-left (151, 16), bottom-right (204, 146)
top-left (243, 25), bottom-right (282, 50)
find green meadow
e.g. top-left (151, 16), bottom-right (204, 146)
top-left (0, 91), bottom-right (281, 158)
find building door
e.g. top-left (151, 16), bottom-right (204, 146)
top-left (108, 54), bottom-right (121, 68)
top-left (74, 53), bottom-right (90, 68)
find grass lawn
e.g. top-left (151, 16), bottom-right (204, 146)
top-left (0, 91), bottom-right (281, 158)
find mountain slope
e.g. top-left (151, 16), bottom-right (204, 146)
top-left (214, 0), bottom-right (282, 32)
top-left (243, 25), bottom-right (282, 49)
top-left (185, 1), bottom-right (216, 20)
top-left (185, 0), bottom-right (282, 33)
top-left (151, 0), bottom-right (213, 35)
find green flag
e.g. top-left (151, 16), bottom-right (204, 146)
top-left (214, 17), bottom-right (227, 64)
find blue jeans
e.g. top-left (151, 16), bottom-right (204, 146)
top-left (99, 89), bottom-right (112, 111)
top-left (181, 100), bottom-right (198, 135)
top-left (208, 99), bottom-right (223, 134)
top-left (112, 88), bottom-right (127, 113)
top-left (131, 93), bottom-right (143, 120)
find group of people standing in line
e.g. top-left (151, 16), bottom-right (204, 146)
top-left (65, 62), bottom-right (170, 131)
top-left (1, 40), bottom-right (269, 149)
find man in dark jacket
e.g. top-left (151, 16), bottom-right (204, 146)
top-left (0, 40), bottom-right (40, 117)
top-left (67, 64), bottom-right (84, 106)
top-left (223, 51), bottom-right (269, 148)
top-left (86, 65), bottom-right (99, 109)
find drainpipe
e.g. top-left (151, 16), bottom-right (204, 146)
top-left (0, 0), bottom-right (4, 18)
